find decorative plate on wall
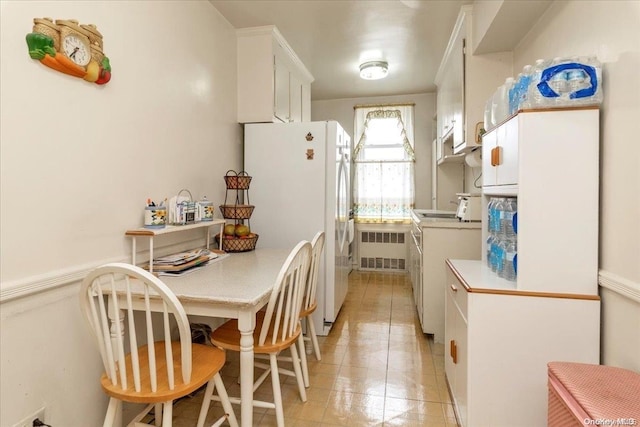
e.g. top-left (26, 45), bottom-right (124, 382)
top-left (26, 18), bottom-right (112, 85)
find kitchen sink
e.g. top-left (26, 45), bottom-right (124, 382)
top-left (415, 209), bottom-right (458, 219)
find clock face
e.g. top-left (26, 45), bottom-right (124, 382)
top-left (62, 34), bottom-right (91, 66)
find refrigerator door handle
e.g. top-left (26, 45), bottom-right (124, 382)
top-left (337, 153), bottom-right (349, 253)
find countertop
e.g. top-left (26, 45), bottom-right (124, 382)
top-left (411, 209), bottom-right (482, 229)
top-left (446, 258), bottom-right (517, 292)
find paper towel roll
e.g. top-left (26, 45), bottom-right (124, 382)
top-left (465, 149), bottom-right (482, 168)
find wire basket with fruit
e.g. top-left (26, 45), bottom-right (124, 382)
top-left (215, 223), bottom-right (258, 252)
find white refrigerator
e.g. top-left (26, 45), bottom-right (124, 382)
top-left (244, 120), bottom-right (351, 336)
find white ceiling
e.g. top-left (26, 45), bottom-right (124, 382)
top-left (210, 0), bottom-right (471, 101)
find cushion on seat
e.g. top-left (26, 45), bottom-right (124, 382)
top-left (548, 361), bottom-right (640, 425)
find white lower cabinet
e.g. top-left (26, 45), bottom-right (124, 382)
top-left (410, 211), bottom-right (481, 343)
top-left (421, 224), bottom-right (480, 342)
top-left (445, 277), bottom-right (468, 427)
top-left (409, 231), bottom-right (423, 324)
top-left (445, 259), bottom-right (600, 427)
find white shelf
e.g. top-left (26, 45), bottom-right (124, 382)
top-left (126, 219), bottom-right (225, 272)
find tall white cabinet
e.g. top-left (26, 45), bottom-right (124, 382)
top-left (445, 108), bottom-right (601, 427)
top-left (481, 107), bottom-right (600, 294)
top-left (434, 5), bottom-right (512, 155)
top-left (432, 4), bottom-right (511, 209)
top-left (237, 26), bottom-right (313, 124)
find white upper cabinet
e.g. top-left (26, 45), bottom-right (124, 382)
top-left (435, 5), bottom-right (512, 155)
top-left (237, 26), bottom-right (314, 124)
top-left (273, 52), bottom-right (291, 123)
top-left (481, 115), bottom-right (518, 187)
top-left (288, 71), bottom-right (303, 123)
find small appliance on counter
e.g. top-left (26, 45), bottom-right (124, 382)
top-left (455, 193), bottom-right (482, 222)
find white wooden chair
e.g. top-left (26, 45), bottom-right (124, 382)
top-left (256, 231), bottom-right (325, 392)
top-left (79, 262), bottom-right (237, 427)
top-left (205, 241), bottom-right (312, 427)
top-left (297, 231), bottom-right (325, 386)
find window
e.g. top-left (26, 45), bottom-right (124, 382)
top-left (353, 104), bottom-right (415, 223)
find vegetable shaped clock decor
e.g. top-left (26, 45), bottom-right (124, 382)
top-left (26, 18), bottom-right (112, 85)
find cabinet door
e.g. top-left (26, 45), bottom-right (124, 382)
top-left (457, 306), bottom-right (468, 427)
top-left (301, 83), bottom-right (311, 122)
top-left (496, 117), bottom-right (518, 186)
top-left (445, 282), bottom-right (457, 383)
top-left (450, 34), bottom-right (464, 151)
top-left (445, 269), bottom-right (469, 427)
top-left (482, 115), bottom-right (518, 187)
top-left (482, 129), bottom-right (497, 187)
top-left (289, 72), bottom-right (302, 122)
top-left (274, 54), bottom-right (290, 123)
top-left (409, 230), bottom-right (423, 323)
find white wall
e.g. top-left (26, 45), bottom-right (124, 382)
top-left (312, 93), bottom-right (436, 209)
top-left (0, 1), bottom-right (241, 425)
top-left (509, 0), bottom-right (640, 371)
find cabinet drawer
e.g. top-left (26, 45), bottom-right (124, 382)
top-left (447, 272), bottom-right (468, 322)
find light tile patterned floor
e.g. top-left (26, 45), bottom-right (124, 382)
top-left (166, 270), bottom-right (459, 426)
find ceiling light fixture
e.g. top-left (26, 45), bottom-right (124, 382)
top-left (359, 61), bottom-right (389, 80)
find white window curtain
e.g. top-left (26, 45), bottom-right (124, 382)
top-left (353, 104), bottom-right (415, 223)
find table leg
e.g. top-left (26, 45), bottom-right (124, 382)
top-left (237, 312), bottom-right (256, 427)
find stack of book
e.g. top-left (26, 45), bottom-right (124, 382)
top-left (148, 249), bottom-right (218, 276)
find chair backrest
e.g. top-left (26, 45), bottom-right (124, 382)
top-left (79, 262), bottom-right (192, 393)
top-left (302, 231), bottom-right (325, 312)
top-left (259, 241), bottom-right (312, 347)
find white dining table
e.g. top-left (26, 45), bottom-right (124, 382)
top-left (112, 248), bottom-right (291, 427)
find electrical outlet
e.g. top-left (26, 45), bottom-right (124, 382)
top-left (12, 407), bottom-right (45, 427)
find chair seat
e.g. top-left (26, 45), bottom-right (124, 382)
top-left (299, 302), bottom-right (316, 318)
top-left (101, 342), bottom-right (225, 404)
top-left (211, 311), bottom-right (301, 354)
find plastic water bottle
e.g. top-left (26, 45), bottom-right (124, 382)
top-left (548, 57), bottom-right (569, 103)
top-left (484, 97), bottom-right (493, 130)
top-left (517, 65), bottom-right (533, 110)
top-left (528, 59), bottom-right (549, 108)
top-left (494, 78), bottom-right (513, 124)
top-left (490, 86), bottom-right (502, 127)
top-left (487, 198), bottom-right (495, 232)
top-left (502, 77), bottom-right (515, 119)
top-left (491, 236), bottom-right (500, 272)
top-left (486, 235), bottom-right (494, 269)
top-left (567, 68), bottom-right (587, 95)
top-left (496, 239), bottom-right (506, 277)
top-left (509, 73), bottom-right (522, 115)
top-left (566, 56), bottom-right (603, 106)
top-left (501, 198), bottom-right (517, 241)
top-left (502, 240), bottom-right (517, 281)
top-left (492, 198), bottom-right (504, 235)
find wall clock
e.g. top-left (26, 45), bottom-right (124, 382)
top-left (26, 17), bottom-right (112, 85)
top-left (61, 33), bottom-right (91, 66)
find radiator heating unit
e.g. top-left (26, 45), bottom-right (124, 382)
top-left (358, 229), bottom-right (407, 271)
